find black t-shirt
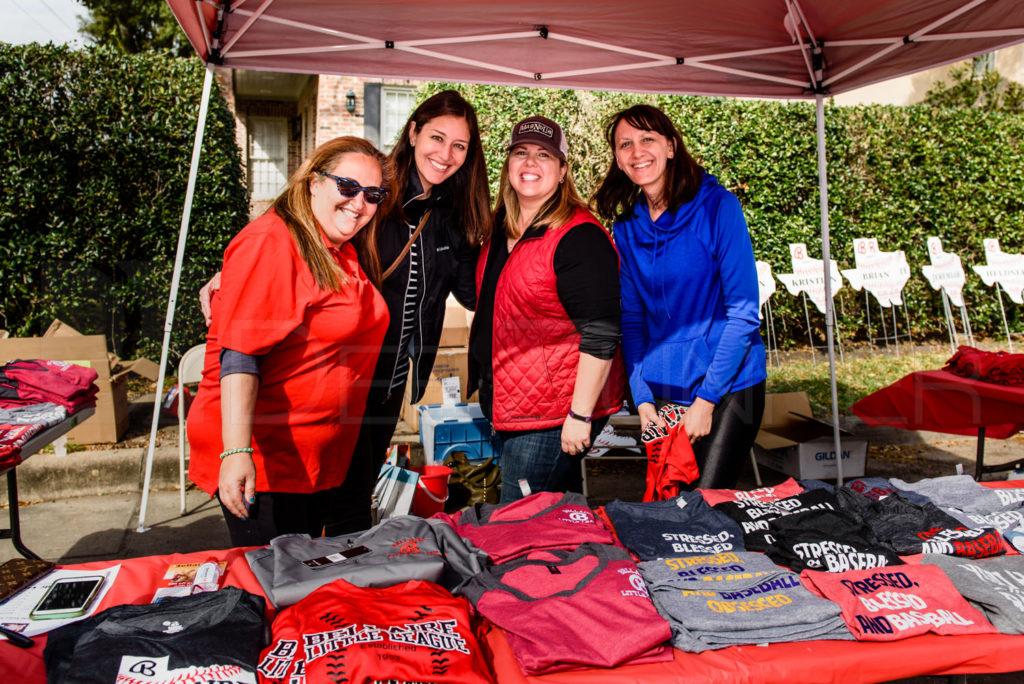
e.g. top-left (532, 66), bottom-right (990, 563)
top-left (763, 508), bottom-right (903, 573)
top-left (44, 587), bottom-right (267, 684)
top-left (837, 488), bottom-right (1005, 558)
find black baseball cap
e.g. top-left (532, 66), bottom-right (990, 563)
top-left (507, 115), bottom-right (568, 160)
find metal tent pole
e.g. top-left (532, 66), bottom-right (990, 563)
top-left (137, 66), bottom-right (215, 533)
top-left (815, 93), bottom-right (844, 487)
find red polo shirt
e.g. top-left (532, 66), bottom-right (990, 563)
top-left (188, 211), bottom-right (388, 495)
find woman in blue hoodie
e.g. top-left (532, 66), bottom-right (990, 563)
top-left (593, 104), bottom-right (765, 489)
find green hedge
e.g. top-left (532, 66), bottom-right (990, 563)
top-left (0, 44), bottom-right (247, 361)
top-left (422, 83), bottom-right (1024, 346)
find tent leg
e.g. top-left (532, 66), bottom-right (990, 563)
top-left (815, 94), bottom-right (843, 488)
top-left (137, 67), bottom-right (215, 533)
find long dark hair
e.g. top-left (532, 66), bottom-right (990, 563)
top-left (388, 90), bottom-right (491, 245)
top-left (272, 137), bottom-right (391, 290)
top-left (592, 104), bottom-right (702, 223)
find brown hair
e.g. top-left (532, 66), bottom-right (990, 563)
top-left (495, 149), bottom-right (587, 240)
top-left (388, 90), bottom-right (491, 245)
top-left (271, 137), bottom-right (391, 290)
top-left (592, 104), bottom-right (703, 223)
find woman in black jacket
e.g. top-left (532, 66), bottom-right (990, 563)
top-left (336, 90), bottom-right (491, 531)
top-left (201, 90), bottom-right (491, 534)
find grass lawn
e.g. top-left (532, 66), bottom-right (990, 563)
top-left (766, 345), bottom-right (950, 417)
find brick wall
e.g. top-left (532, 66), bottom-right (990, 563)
top-left (316, 75), bottom-right (366, 145)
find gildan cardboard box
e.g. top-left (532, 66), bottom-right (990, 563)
top-left (0, 321), bottom-right (159, 444)
top-left (400, 348), bottom-right (472, 432)
top-left (753, 392), bottom-right (867, 480)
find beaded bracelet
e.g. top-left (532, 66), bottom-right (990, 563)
top-left (219, 447), bottom-right (254, 460)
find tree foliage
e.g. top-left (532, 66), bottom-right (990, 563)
top-left (0, 44), bottom-right (248, 360)
top-left (78, 0), bottom-right (192, 56)
top-left (421, 82), bottom-right (1024, 346)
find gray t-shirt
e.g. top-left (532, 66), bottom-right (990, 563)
top-left (245, 516), bottom-right (487, 608)
top-left (639, 551), bottom-right (851, 652)
top-left (921, 554), bottom-right (1024, 634)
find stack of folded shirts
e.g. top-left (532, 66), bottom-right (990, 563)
top-left (605, 491), bottom-right (745, 559)
top-left (921, 554), bottom-right (1024, 634)
top-left (0, 423), bottom-right (45, 469)
top-left (245, 516), bottom-right (488, 608)
top-left (0, 359), bottom-right (99, 412)
top-left (944, 346), bottom-right (1024, 386)
top-left (801, 564), bottom-right (997, 641)
top-left (763, 509), bottom-right (903, 572)
top-left (639, 551), bottom-right (852, 652)
top-left (461, 543), bottom-right (672, 674)
top-left (837, 489), bottom-right (1005, 559)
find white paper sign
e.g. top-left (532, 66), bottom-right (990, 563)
top-left (755, 260), bottom-right (776, 316)
top-left (776, 243), bottom-right (843, 314)
top-left (440, 376), bottom-right (461, 405)
top-left (921, 237), bottom-right (968, 307)
top-left (840, 238), bottom-right (911, 308)
top-left (971, 238), bottom-right (1024, 305)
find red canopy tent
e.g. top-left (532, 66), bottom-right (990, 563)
top-left (140, 0), bottom-right (1024, 529)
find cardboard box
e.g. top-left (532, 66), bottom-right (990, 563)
top-left (753, 392), bottom-right (867, 480)
top-left (400, 348), bottom-right (472, 432)
top-left (437, 296), bottom-right (471, 348)
top-left (0, 321), bottom-right (159, 444)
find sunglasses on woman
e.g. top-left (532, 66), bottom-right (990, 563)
top-left (317, 171), bottom-right (389, 204)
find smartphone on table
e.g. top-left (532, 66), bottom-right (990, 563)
top-left (29, 576), bottom-right (105, 620)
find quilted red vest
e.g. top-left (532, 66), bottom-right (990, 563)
top-left (478, 206), bottom-right (625, 430)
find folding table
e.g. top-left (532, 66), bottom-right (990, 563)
top-left (1, 408), bottom-right (94, 559)
top-left (851, 370), bottom-right (1024, 480)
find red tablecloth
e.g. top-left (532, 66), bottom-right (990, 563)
top-left (0, 547), bottom-right (266, 682)
top-left (4, 486), bottom-right (1024, 683)
top-left (851, 369), bottom-right (1024, 439)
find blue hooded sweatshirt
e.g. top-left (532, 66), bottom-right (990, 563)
top-left (615, 170), bottom-right (766, 407)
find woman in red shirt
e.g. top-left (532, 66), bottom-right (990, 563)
top-left (187, 137), bottom-right (391, 546)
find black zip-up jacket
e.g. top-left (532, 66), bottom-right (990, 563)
top-left (362, 169), bottom-right (478, 404)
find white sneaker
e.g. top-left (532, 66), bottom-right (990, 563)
top-left (587, 424), bottom-right (641, 457)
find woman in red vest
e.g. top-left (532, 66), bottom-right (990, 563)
top-left (187, 137), bottom-right (391, 546)
top-left (469, 116), bottom-right (625, 503)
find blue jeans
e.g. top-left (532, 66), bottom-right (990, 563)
top-left (498, 418), bottom-right (607, 503)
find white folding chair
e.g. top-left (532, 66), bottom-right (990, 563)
top-left (177, 344), bottom-right (206, 513)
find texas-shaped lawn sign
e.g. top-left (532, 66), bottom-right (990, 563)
top-left (921, 237), bottom-right (968, 307)
top-left (840, 237), bottom-right (911, 308)
top-left (756, 260), bottom-right (776, 318)
top-left (971, 238), bottom-right (1024, 305)
top-left (777, 243), bottom-right (843, 314)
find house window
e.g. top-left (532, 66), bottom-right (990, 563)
top-left (248, 116), bottom-right (288, 200)
top-left (380, 86), bottom-right (417, 151)
top-left (973, 52), bottom-right (996, 75)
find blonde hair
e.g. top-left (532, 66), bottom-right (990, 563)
top-left (495, 156), bottom-right (587, 239)
top-left (271, 137), bottom-right (392, 290)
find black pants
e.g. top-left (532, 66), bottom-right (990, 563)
top-left (218, 483), bottom-right (352, 548)
top-left (324, 385), bottom-right (407, 535)
top-left (657, 380), bottom-right (766, 490)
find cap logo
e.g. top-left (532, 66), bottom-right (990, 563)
top-left (519, 121), bottom-right (554, 139)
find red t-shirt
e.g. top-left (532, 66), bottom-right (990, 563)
top-left (187, 212), bottom-right (388, 495)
